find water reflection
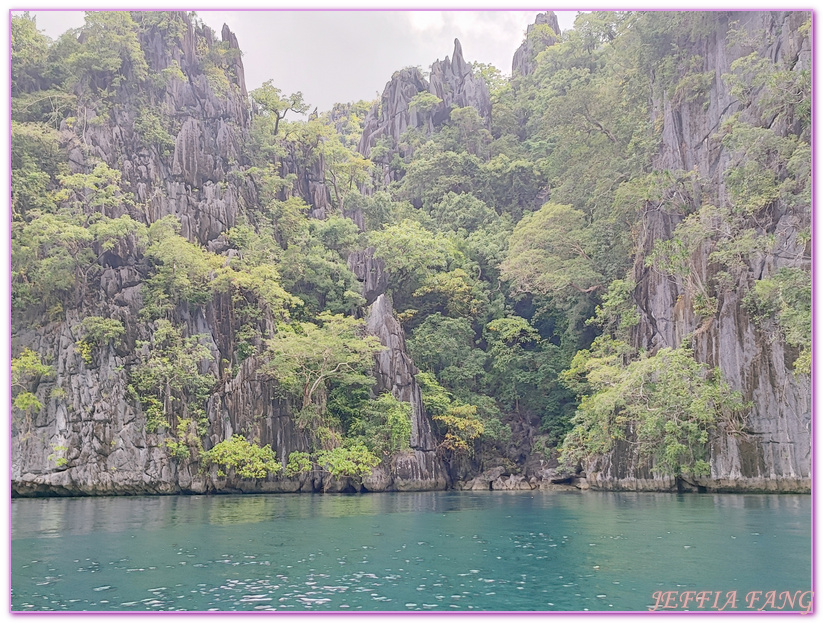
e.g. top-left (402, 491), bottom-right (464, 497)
top-left (207, 495), bottom-right (275, 526)
top-left (13, 491), bottom-right (510, 539)
top-left (12, 491), bottom-right (810, 612)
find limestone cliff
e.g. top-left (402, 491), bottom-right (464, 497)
top-left (583, 11), bottom-right (811, 492)
top-left (428, 39), bottom-right (492, 125)
top-left (13, 14), bottom-right (259, 496)
top-left (11, 12), bottom-right (448, 496)
top-left (358, 38), bottom-right (491, 187)
top-left (11, 10), bottom-right (810, 497)
top-left (512, 11), bottom-right (561, 77)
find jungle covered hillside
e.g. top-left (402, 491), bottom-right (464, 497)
top-left (10, 11), bottom-right (811, 495)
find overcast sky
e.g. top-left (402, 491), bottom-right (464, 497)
top-left (25, 9), bottom-right (579, 113)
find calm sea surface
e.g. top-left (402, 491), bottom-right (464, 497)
top-left (11, 491), bottom-right (811, 612)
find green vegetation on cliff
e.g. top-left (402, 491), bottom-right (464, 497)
top-left (10, 10), bottom-right (810, 484)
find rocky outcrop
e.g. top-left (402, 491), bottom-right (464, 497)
top-left (358, 38), bottom-right (491, 187)
top-left (11, 12), bottom-right (448, 497)
top-left (361, 294), bottom-right (449, 491)
top-left (585, 11), bottom-right (811, 493)
top-left (512, 12), bottom-right (561, 77)
top-left (453, 466), bottom-right (581, 492)
top-left (358, 67), bottom-right (431, 161)
top-left (456, 467), bottom-right (531, 491)
top-left (280, 145), bottom-right (333, 219)
top-left (120, 14), bottom-right (250, 246)
top-left (347, 248), bottom-right (388, 306)
top-left (366, 295), bottom-right (437, 452)
top-left (13, 14), bottom-right (258, 496)
top-left (428, 39), bottom-right (491, 124)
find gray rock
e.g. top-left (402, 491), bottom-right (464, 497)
top-left (585, 11), bottom-right (811, 493)
top-left (390, 451), bottom-right (449, 491)
top-left (10, 14), bottom-right (294, 497)
top-left (457, 466), bottom-right (505, 491)
top-left (512, 12), bottom-right (561, 77)
top-left (361, 463), bottom-right (392, 492)
top-left (361, 294), bottom-right (450, 490)
top-left (357, 39), bottom-right (491, 188)
top-left (491, 474), bottom-right (534, 491)
top-left (366, 294), bottom-right (436, 452)
top-left (347, 248), bottom-right (388, 305)
top-left (428, 39), bottom-right (491, 124)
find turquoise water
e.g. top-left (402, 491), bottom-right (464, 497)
top-left (11, 491), bottom-right (811, 612)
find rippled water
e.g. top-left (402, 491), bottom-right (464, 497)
top-left (11, 491), bottom-right (811, 612)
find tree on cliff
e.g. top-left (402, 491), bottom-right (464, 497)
top-left (251, 79), bottom-right (309, 135)
top-left (501, 202), bottom-right (604, 295)
top-left (560, 339), bottom-right (746, 478)
top-left (8, 9), bottom-right (811, 491)
top-left (261, 313), bottom-right (383, 448)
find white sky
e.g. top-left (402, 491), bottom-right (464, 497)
top-left (23, 8), bottom-right (579, 113)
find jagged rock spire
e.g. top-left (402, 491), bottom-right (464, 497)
top-left (357, 38), bottom-right (491, 175)
top-left (428, 38), bottom-right (491, 123)
top-left (512, 11), bottom-right (561, 76)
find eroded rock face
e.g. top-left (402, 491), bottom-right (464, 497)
top-left (357, 38), bottom-right (491, 187)
top-left (345, 233), bottom-right (449, 490)
top-left (280, 144), bottom-right (333, 219)
top-left (12, 12), bottom-right (451, 496)
top-left (428, 39), bottom-right (491, 124)
top-left (347, 248), bottom-right (388, 306)
top-left (366, 294), bottom-right (436, 452)
top-left (512, 12), bottom-right (561, 77)
top-left (586, 11), bottom-right (811, 493)
top-left (358, 67), bottom-right (432, 161)
top-left (85, 14), bottom-right (250, 247)
top-left (12, 14), bottom-right (279, 497)
top-left (361, 294), bottom-right (450, 491)
top-left (390, 451), bottom-right (449, 491)
top-left (10, 13), bottom-right (408, 496)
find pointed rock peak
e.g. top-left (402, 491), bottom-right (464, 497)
top-left (452, 37), bottom-right (469, 77)
top-left (221, 23), bottom-right (234, 43)
top-left (533, 11), bottom-right (561, 36)
top-left (358, 34), bottom-right (490, 163)
top-left (220, 23), bottom-right (247, 96)
top-left (512, 11), bottom-right (561, 76)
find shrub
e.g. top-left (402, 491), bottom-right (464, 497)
top-left (315, 445), bottom-right (380, 478)
top-left (202, 435), bottom-right (281, 479)
top-left (561, 341), bottom-right (745, 477)
top-left (285, 451), bottom-right (313, 477)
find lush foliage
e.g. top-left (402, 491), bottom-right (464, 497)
top-left (9, 10), bottom-right (809, 480)
top-left (284, 451), bottom-right (313, 477)
top-left (315, 444), bottom-right (381, 479)
top-left (502, 203), bottom-right (603, 295)
top-left (11, 348), bottom-right (53, 421)
top-left (417, 372), bottom-right (484, 454)
top-left (203, 435), bottom-right (282, 478)
top-left (11, 159), bottom-right (146, 316)
top-left (561, 341), bottom-right (745, 477)
top-left (263, 313), bottom-right (382, 411)
top-left (347, 393), bottom-right (412, 456)
top-left (76, 316), bottom-right (125, 364)
top-left (130, 320), bottom-right (215, 432)
top-left (745, 267), bottom-right (811, 374)
top-left (261, 313), bottom-right (384, 450)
